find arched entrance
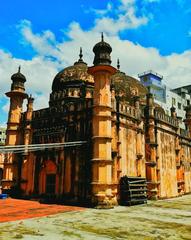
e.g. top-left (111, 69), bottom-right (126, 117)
top-left (39, 160), bottom-right (58, 195)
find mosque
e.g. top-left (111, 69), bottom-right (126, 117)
top-left (2, 35), bottom-right (191, 207)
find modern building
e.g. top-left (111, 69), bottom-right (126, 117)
top-left (172, 85), bottom-right (191, 107)
top-left (139, 71), bottom-right (191, 128)
top-left (2, 36), bottom-right (191, 207)
top-left (0, 127), bottom-right (6, 145)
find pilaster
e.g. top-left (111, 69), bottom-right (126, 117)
top-left (145, 92), bottom-right (158, 199)
top-left (184, 105), bottom-right (191, 137)
top-left (20, 96), bottom-right (34, 194)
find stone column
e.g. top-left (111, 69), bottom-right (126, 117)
top-left (21, 96), bottom-right (34, 194)
top-left (134, 96), bottom-right (143, 176)
top-left (170, 106), bottom-right (184, 194)
top-left (88, 65), bottom-right (116, 208)
top-left (184, 105), bottom-right (191, 137)
top-left (134, 96), bottom-right (140, 110)
top-left (145, 92), bottom-right (158, 199)
top-left (170, 106), bottom-right (177, 119)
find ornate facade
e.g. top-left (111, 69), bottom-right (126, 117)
top-left (2, 36), bottom-right (191, 207)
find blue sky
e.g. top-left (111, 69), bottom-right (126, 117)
top-left (0, 0), bottom-right (191, 124)
top-left (1, 0), bottom-right (190, 57)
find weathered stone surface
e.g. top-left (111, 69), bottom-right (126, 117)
top-left (2, 39), bottom-right (191, 207)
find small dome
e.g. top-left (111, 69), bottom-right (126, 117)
top-left (111, 70), bottom-right (147, 102)
top-left (93, 38), bottom-right (112, 55)
top-left (11, 66), bottom-right (26, 82)
top-left (93, 33), bottom-right (112, 66)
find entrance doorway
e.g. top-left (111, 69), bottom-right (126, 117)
top-left (46, 174), bottom-right (56, 194)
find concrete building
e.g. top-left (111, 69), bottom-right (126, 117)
top-left (2, 36), bottom-right (191, 207)
top-left (0, 127), bottom-right (6, 145)
top-left (139, 71), bottom-right (191, 128)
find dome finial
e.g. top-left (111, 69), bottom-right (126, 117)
top-left (18, 65), bottom-right (21, 73)
top-left (117, 59), bottom-right (120, 70)
top-left (101, 32), bottom-right (104, 42)
top-left (74, 47), bottom-right (87, 65)
top-left (79, 47), bottom-right (83, 60)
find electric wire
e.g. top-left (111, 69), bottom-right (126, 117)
top-left (0, 141), bottom-right (87, 154)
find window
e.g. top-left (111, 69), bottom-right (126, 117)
top-left (172, 98), bottom-right (176, 106)
top-left (46, 174), bottom-right (56, 194)
top-left (178, 102), bottom-right (181, 109)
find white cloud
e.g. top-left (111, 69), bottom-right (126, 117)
top-left (0, 0), bottom-right (191, 123)
top-left (120, 0), bottom-right (135, 6)
top-left (143, 0), bottom-right (160, 3)
top-left (92, 0), bottom-right (148, 35)
top-left (32, 93), bottom-right (49, 111)
top-left (0, 47), bottom-right (60, 112)
top-left (18, 20), bottom-right (62, 60)
top-left (56, 22), bottom-right (191, 89)
top-left (89, 2), bottom-right (113, 16)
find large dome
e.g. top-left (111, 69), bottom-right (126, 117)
top-left (52, 52), bottom-right (94, 92)
top-left (111, 70), bottom-right (148, 102)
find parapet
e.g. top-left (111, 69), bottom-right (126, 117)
top-left (155, 111), bottom-right (179, 128)
top-left (118, 103), bottom-right (141, 120)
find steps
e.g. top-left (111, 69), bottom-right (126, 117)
top-left (119, 176), bottom-right (147, 206)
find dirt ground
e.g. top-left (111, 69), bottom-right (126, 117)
top-left (0, 194), bottom-right (191, 240)
top-left (0, 198), bottom-right (84, 223)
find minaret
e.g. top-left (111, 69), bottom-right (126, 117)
top-left (2, 66), bottom-right (28, 193)
top-left (88, 33), bottom-right (117, 208)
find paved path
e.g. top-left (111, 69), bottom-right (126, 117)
top-left (0, 198), bottom-right (84, 223)
top-left (0, 195), bottom-right (191, 239)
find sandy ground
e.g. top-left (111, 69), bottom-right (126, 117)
top-left (0, 194), bottom-right (191, 240)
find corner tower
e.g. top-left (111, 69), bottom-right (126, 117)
top-left (2, 67), bottom-right (28, 192)
top-left (88, 34), bottom-right (117, 208)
